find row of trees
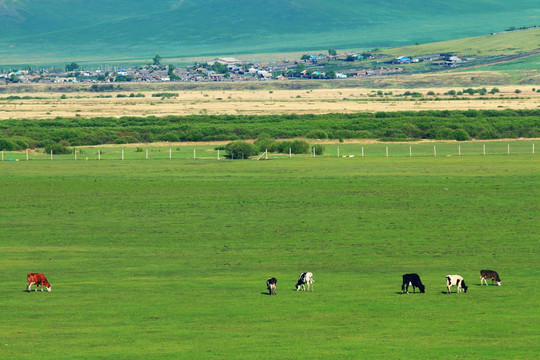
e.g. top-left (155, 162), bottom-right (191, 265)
top-left (0, 110), bottom-right (537, 150)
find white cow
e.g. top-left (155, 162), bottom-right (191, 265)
top-left (446, 274), bottom-right (468, 294)
top-left (295, 272), bottom-right (314, 291)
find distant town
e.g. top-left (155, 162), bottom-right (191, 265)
top-left (0, 51), bottom-right (472, 85)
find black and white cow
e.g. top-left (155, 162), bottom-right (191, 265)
top-left (446, 275), bottom-right (468, 294)
top-left (266, 277), bottom-right (277, 295)
top-left (401, 273), bottom-right (425, 294)
top-left (480, 270), bottom-right (501, 286)
top-left (295, 272), bottom-right (314, 291)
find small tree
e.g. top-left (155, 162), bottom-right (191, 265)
top-left (328, 48), bottom-right (337, 56)
top-left (225, 141), bottom-right (258, 159)
top-left (65, 62), bottom-right (80, 72)
top-left (153, 54), bottom-right (162, 66)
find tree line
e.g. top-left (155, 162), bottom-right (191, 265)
top-left (0, 110), bottom-right (538, 151)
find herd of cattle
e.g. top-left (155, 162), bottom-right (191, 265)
top-left (266, 270), bottom-right (501, 295)
top-left (25, 270), bottom-right (501, 295)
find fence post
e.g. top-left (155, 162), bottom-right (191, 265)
top-left (194, 149), bottom-right (196, 160)
top-left (266, 149), bottom-right (268, 160)
top-left (483, 144), bottom-right (486, 156)
top-left (1, 150), bottom-right (3, 161)
top-left (75, 151), bottom-right (77, 161)
top-left (98, 149), bottom-right (101, 161)
top-left (507, 144), bottom-right (510, 155)
top-left (409, 146), bottom-right (412, 157)
top-left (169, 148), bottom-right (172, 160)
top-left (386, 146), bottom-right (388, 157)
top-left (218, 149), bottom-right (220, 160)
top-left (26, 150), bottom-right (29, 161)
top-left (146, 149), bottom-right (149, 160)
top-left (51, 150), bottom-right (53, 161)
top-left (289, 148), bottom-right (291, 158)
top-left (458, 145), bottom-right (461, 156)
top-left (337, 146), bottom-right (340, 158)
top-left (361, 146), bottom-right (364, 158)
top-left (533, 144), bottom-right (535, 154)
top-left (122, 149), bottom-right (124, 160)
top-left (313, 147), bottom-right (315, 158)
top-left (433, 145), bottom-right (436, 157)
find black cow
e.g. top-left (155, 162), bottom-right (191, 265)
top-left (480, 270), bottom-right (501, 286)
top-left (266, 277), bottom-right (277, 295)
top-left (401, 273), bottom-right (425, 294)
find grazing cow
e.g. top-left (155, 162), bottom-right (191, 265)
top-left (480, 270), bottom-right (501, 286)
top-left (295, 272), bottom-right (314, 291)
top-left (266, 277), bottom-right (277, 295)
top-left (446, 275), bottom-right (468, 294)
top-left (27, 273), bottom-right (51, 292)
top-left (401, 273), bottom-right (425, 294)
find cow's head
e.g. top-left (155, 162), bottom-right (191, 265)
top-left (419, 284), bottom-right (425, 293)
top-left (462, 284), bottom-right (468, 293)
top-left (496, 281), bottom-right (501, 286)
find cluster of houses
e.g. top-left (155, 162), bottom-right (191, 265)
top-left (1, 53), bottom-right (469, 85)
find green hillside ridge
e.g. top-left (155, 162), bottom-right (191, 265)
top-left (380, 28), bottom-right (540, 57)
top-left (0, 0), bottom-right (539, 64)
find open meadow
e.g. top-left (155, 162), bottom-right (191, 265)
top-left (1, 85), bottom-right (540, 120)
top-left (0, 148), bottom-right (538, 359)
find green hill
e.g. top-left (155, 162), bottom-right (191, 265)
top-left (0, 0), bottom-right (539, 64)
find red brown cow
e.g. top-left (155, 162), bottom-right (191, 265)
top-left (480, 270), bottom-right (501, 286)
top-left (27, 273), bottom-right (51, 292)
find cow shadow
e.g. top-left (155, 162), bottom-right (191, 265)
top-left (260, 292), bottom-right (273, 296)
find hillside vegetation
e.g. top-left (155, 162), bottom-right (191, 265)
top-left (0, 0), bottom-right (539, 64)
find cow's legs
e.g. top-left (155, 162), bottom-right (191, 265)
top-left (27, 282), bottom-right (33, 291)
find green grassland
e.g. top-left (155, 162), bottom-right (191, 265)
top-left (0, 150), bottom-right (538, 359)
top-left (380, 28), bottom-right (540, 58)
top-left (1, 0), bottom-right (539, 64)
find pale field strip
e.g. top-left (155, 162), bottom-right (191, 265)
top-left (0, 86), bottom-right (539, 120)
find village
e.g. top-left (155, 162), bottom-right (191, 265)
top-left (0, 52), bottom-right (469, 85)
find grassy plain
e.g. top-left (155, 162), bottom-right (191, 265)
top-left (0, 150), bottom-right (538, 359)
top-left (1, 86), bottom-right (540, 119)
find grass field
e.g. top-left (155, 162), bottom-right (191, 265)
top-left (0, 145), bottom-right (538, 359)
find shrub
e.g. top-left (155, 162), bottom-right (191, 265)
top-left (490, 87), bottom-right (500, 94)
top-left (305, 129), bottom-right (328, 139)
top-left (453, 129), bottom-right (470, 141)
top-left (159, 132), bottom-right (180, 142)
top-left (45, 142), bottom-right (72, 154)
top-left (312, 144), bottom-right (325, 155)
top-left (0, 139), bottom-right (17, 151)
top-left (225, 141), bottom-right (258, 159)
top-left (515, 89), bottom-right (522, 94)
top-left (13, 139), bottom-right (29, 149)
top-left (254, 134), bottom-right (279, 152)
top-left (279, 140), bottom-right (309, 154)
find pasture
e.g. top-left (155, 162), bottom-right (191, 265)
top-left (0, 151), bottom-right (538, 359)
top-left (1, 86), bottom-right (540, 119)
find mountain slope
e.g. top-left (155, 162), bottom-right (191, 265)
top-left (0, 0), bottom-right (539, 64)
